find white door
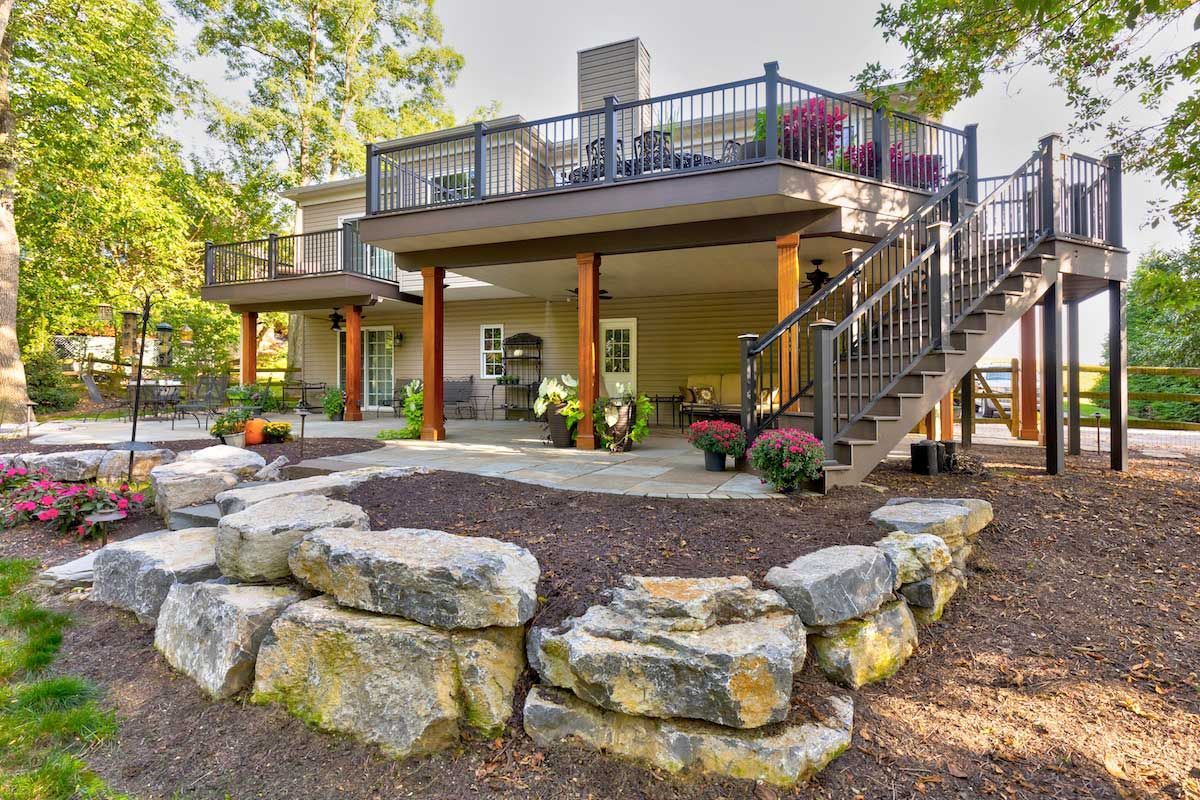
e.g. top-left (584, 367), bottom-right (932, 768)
top-left (600, 318), bottom-right (637, 396)
top-left (338, 326), bottom-right (394, 410)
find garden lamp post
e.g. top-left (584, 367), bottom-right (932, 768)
top-left (296, 406), bottom-right (309, 460)
top-left (24, 401), bottom-right (36, 439)
top-left (107, 290), bottom-right (162, 484)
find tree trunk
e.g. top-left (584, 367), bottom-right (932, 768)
top-left (0, 0), bottom-right (29, 425)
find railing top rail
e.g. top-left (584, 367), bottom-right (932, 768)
top-left (776, 76), bottom-right (966, 136)
top-left (948, 150), bottom-right (1043, 239)
top-left (612, 75), bottom-right (765, 110)
top-left (373, 128), bottom-right (475, 156)
top-left (480, 107), bottom-right (605, 137)
top-left (1065, 151), bottom-right (1105, 166)
top-left (210, 235), bottom-right (273, 248)
top-left (750, 171), bottom-right (968, 352)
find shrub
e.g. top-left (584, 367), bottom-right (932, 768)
top-left (23, 349), bottom-right (78, 412)
top-left (593, 385), bottom-right (653, 452)
top-left (3, 478), bottom-right (147, 539)
top-left (377, 380), bottom-right (423, 440)
top-left (261, 421), bottom-right (292, 443)
top-left (210, 409), bottom-right (252, 439)
top-left (748, 429), bottom-right (825, 492)
top-left (321, 387), bottom-right (345, 419)
top-left (687, 420), bottom-right (747, 458)
top-left (1094, 372), bottom-right (1200, 422)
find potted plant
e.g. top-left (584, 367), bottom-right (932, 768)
top-left (533, 374), bottom-right (581, 448)
top-left (747, 429), bottom-right (825, 492)
top-left (210, 409), bottom-right (252, 447)
top-left (321, 387), bottom-right (346, 421)
top-left (686, 419), bottom-right (748, 472)
top-left (593, 384), bottom-right (653, 453)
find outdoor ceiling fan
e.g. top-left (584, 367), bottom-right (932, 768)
top-left (566, 287), bottom-right (613, 300)
top-left (805, 259), bottom-right (831, 292)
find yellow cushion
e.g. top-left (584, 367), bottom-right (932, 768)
top-left (686, 374), bottom-right (722, 394)
top-left (718, 373), bottom-right (740, 406)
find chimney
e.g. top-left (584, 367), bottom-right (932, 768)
top-left (577, 38), bottom-right (651, 112)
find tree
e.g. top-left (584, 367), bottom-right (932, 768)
top-left (0, 0), bottom-right (27, 422)
top-left (178, 0), bottom-right (464, 185)
top-left (853, 0), bottom-right (1200, 231)
top-left (1124, 238), bottom-right (1200, 366)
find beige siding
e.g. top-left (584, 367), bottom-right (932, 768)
top-left (578, 39), bottom-right (650, 112)
top-left (300, 290), bottom-right (775, 402)
top-left (301, 197), bottom-right (366, 233)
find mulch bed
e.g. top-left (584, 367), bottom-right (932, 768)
top-left (21, 445), bottom-right (1200, 799)
top-left (0, 436), bottom-right (383, 462)
top-left (0, 509), bottom-right (163, 566)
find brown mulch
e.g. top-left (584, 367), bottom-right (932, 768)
top-left (0, 509), bottom-right (163, 566)
top-left (0, 436), bottom-right (383, 462)
top-left (22, 445), bottom-right (1200, 800)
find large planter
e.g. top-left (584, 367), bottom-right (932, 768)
top-left (703, 450), bottom-right (727, 472)
top-left (603, 403), bottom-right (634, 452)
top-left (546, 403), bottom-right (573, 448)
top-left (219, 431), bottom-right (246, 448)
top-left (327, 411), bottom-right (344, 422)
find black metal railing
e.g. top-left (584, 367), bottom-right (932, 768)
top-left (205, 224), bottom-right (396, 286)
top-left (366, 62), bottom-right (976, 215)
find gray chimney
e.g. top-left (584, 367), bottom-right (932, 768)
top-left (577, 38), bottom-right (651, 111)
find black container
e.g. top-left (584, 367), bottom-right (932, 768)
top-left (703, 450), bottom-right (727, 472)
top-left (546, 403), bottom-right (573, 448)
top-left (910, 440), bottom-right (940, 475)
top-left (938, 440), bottom-right (957, 472)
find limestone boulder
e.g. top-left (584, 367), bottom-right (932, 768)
top-left (869, 502), bottom-right (971, 550)
top-left (524, 686), bottom-right (852, 788)
top-left (91, 528), bottom-right (221, 624)
top-left (528, 576), bottom-right (805, 729)
top-left (289, 527), bottom-right (540, 629)
top-left (217, 495), bottom-right (369, 584)
top-left (765, 546), bottom-right (895, 627)
top-left (809, 599), bottom-right (918, 689)
top-left (901, 571), bottom-right (960, 625)
top-left (97, 448), bottom-right (175, 484)
top-left (18, 450), bottom-right (106, 481)
top-left (154, 580), bottom-right (308, 699)
top-left (37, 551), bottom-right (98, 591)
top-left (150, 459), bottom-right (240, 520)
top-left (174, 445), bottom-right (266, 478)
top-left (873, 532), bottom-right (952, 586)
top-left (252, 596), bottom-right (524, 756)
top-left (214, 466), bottom-right (423, 515)
top-left (886, 497), bottom-right (993, 539)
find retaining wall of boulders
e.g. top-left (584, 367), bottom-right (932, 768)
top-left (74, 458), bottom-right (994, 790)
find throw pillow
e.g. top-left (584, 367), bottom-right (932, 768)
top-left (690, 385), bottom-right (716, 404)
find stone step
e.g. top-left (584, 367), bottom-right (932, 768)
top-left (168, 502), bottom-right (222, 530)
top-left (37, 550), bottom-right (99, 591)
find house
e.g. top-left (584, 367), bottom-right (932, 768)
top-left (201, 38), bottom-right (1129, 487)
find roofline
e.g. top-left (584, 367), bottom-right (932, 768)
top-left (577, 37), bottom-right (646, 57)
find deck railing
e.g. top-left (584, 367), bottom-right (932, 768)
top-left (365, 62), bottom-right (977, 215)
top-left (204, 224), bottom-right (395, 286)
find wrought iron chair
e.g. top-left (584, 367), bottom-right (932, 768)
top-left (634, 130), bottom-right (675, 173)
top-left (175, 376), bottom-right (227, 429)
top-left (444, 376), bottom-right (478, 419)
top-left (80, 373), bottom-right (131, 422)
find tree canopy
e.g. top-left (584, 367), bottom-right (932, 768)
top-left (1125, 237), bottom-right (1200, 366)
top-left (854, 0), bottom-right (1200, 232)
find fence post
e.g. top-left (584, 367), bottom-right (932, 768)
top-left (764, 62), bottom-right (779, 160)
top-left (811, 319), bottom-right (836, 452)
top-left (267, 233), bottom-right (278, 280)
top-left (964, 123), bottom-right (979, 203)
top-left (1103, 153), bottom-right (1122, 248)
top-left (473, 122), bottom-right (487, 201)
top-left (1038, 133), bottom-right (1063, 236)
top-left (739, 333), bottom-right (759, 437)
top-left (365, 143), bottom-right (379, 215)
top-left (603, 95), bottom-right (618, 183)
top-left (872, 106), bottom-right (890, 183)
top-left (203, 241), bottom-right (214, 285)
top-left (1010, 356), bottom-right (1021, 438)
top-left (927, 221), bottom-right (951, 346)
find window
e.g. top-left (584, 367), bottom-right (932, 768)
top-left (481, 324), bottom-right (504, 378)
top-left (434, 171), bottom-right (474, 201)
top-left (604, 327), bottom-right (631, 373)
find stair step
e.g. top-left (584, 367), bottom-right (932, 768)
top-left (168, 502), bottom-right (222, 530)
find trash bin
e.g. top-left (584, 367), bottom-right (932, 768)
top-left (938, 440), bottom-right (957, 472)
top-left (910, 440), bottom-right (940, 475)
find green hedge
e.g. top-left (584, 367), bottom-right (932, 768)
top-left (1094, 373), bottom-right (1200, 422)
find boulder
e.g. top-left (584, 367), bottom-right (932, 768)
top-left (217, 495), bottom-right (369, 584)
top-left (523, 686), bottom-right (853, 788)
top-left (869, 502), bottom-right (971, 550)
top-left (173, 445), bottom-right (266, 478)
top-left (528, 576), bottom-right (805, 729)
top-left (252, 456), bottom-right (290, 482)
top-left (873, 532), bottom-right (952, 586)
top-left (37, 551), bottom-right (98, 591)
top-left (214, 466), bottom-right (423, 515)
top-left (289, 527), bottom-right (540, 629)
top-left (252, 596), bottom-right (524, 756)
top-left (18, 450), bottom-right (106, 481)
top-left (886, 497), bottom-right (993, 538)
top-left (764, 546), bottom-right (895, 627)
top-left (91, 528), bottom-right (221, 624)
top-left (154, 580), bottom-right (308, 699)
top-left (97, 448), bottom-right (175, 484)
top-left (809, 599), bottom-right (918, 689)
top-left (901, 571), bottom-right (960, 625)
top-left (150, 459), bottom-right (241, 520)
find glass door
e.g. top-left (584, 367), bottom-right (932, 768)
top-left (600, 318), bottom-right (637, 396)
top-left (337, 327), bottom-right (394, 410)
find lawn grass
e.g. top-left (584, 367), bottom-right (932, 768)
top-left (0, 558), bottom-right (125, 799)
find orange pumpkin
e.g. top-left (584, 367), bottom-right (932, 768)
top-left (244, 417), bottom-right (269, 446)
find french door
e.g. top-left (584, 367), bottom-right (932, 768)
top-left (337, 326), bottom-right (394, 410)
top-left (600, 318), bottom-right (637, 396)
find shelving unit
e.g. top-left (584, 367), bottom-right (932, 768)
top-left (492, 332), bottom-right (543, 420)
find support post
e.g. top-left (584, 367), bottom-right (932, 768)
top-left (927, 221), bottom-right (951, 346)
top-left (939, 392), bottom-right (954, 441)
top-left (924, 409), bottom-right (936, 440)
top-left (341, 223), bottom-right (357, 274)
top-left (811, 320), bottom-right (835, 452)
top-left (473, 121), bottom-right (487, 201)
top-left (872, 106), bottom-right (890, 183)
top-left (1067, 301), bottom-right (1081, 455)
top-left (740, 333), bottom-right (759, 436)
top-left (1042, 276), bottom-right (1064, 475)
top-left (1010, 357), bottom-right (1021, 438)
top-left (344, 305), bottom-right (363, 422)
top-left (420, 267), bottom-right (445, 439)
top-left (204, 241), bottom-right (214, 285)
top-left (1109, 280), bottom-right (1128, 470)
top-left (960, 371), bottom-right (974, 448)
top-left (603, 96), bottom-right (617, 183)
top-left (777, 233), bottom-right (801, 407)
top-left (267, 233), bottom-right (278, 280)
top-left (1038, 133), bottom-right (1063, 235)
top-left (1104, 154), bottom-right (1123, 247)
top-left (576, 253), bottom-right (601, 450)
top-left (1018, 307), bottom-right (1039, 440)
top-left (764, 62), bottom-right (779, 159)
top-left (365, 143), bottom-right (379, 215)
top-left (964, 123), bottom-right (979, 203)
top-left (239, 311), bottom-right (257, 386)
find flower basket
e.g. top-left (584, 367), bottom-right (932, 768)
top-left (747, 428), bottom-right (825, 493)
top-left (687, 420), bottom-right (748, 472)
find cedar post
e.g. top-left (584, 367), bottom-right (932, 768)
top-left (239, 311), bottom-right (257, 386)
top-left (576, 253), bottom-right (601, 450)
top-left (344, 305), bottom-right (363, 422)
top-left (939, 392), bottom-right (954, 441)
top-left (776, 233), bottom-right (801, 407)
top-left (1018, 307), bottom-right (1039, 440)
top-left (420, 267), bottom-right (446, 440)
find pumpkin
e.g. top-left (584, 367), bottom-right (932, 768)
top-left (243, 417), bottom-right (270, 446)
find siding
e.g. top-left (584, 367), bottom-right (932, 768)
top-left (300, 290), bottom-right (775, 401)
top-left (578, 39), bottom-right (650, 112)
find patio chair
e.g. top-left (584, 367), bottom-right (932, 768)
top-left (634, 130), bottom-right (674, 173)
top-left (80, 373), bottom-right (131, 422)
top-left (175, 376), bottom-right (226, 428)
top-left (444, 377), bottom-right (477, 419)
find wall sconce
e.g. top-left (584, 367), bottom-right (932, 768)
top-left (394, 331), bottom-right (404, 347)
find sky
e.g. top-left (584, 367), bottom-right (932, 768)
top-left (178, 0), bottom-right (1191, 364)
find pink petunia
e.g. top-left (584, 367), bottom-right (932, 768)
top-left (37, 508), bottom-right (60, 521)
top-left (117, 498), bottom-right (129, 510)
top-left (39, 494), bottom-right (55, 507)
top-left (131, 493), bottom-right (145, 504)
